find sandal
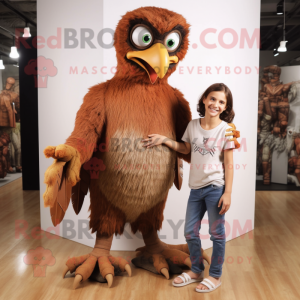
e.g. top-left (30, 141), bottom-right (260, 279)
top-left (196, 278), bottom-right (222, 293)
top-left (172, 272), bottom-right (203, 287)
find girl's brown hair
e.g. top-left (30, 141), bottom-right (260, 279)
top-left (197, 83), bottom-right (235, 123)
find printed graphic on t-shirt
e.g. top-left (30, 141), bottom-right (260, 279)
top-left (192, 137), bottom-right (217, 156)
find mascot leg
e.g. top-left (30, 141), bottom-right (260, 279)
top-left (62, 183), bottom-right (131, 289)
top-left (62, 233), bottom-right (131, 289)
top-left (131, 195), bottom-right (211, 279)
top-left (132, 230), bottom-right (211, 279)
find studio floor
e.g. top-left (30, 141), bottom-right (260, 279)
top-left (0, 178), bottom-right (299, 300)
top-left (0, 171), bottom-right (22, 188)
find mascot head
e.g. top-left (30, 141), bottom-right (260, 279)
top-left (113, 6), bottom-right (190, 84)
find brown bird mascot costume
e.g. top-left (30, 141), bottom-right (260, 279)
top-left (43, 6), bottom-right (240, 289)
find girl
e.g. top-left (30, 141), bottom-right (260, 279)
top-left (142, 83), bottom-right (237, 293)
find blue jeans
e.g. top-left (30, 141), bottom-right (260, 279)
top-left (184, 184), bottom-right (226, 277)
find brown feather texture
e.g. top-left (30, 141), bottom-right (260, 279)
top-left (43, 159), bottom-right (66, 208)
top-left (49, 163), bottom-right (72, 226)
top-left (50, 200), bottom-right (65, 227)
top-left (174, 157), bottom-right (183, 190)
top-left (71, 167), bottom-right (90, 215)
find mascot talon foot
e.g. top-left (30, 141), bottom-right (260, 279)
top-left (106, 274), bottom-right (113, 287)
top-left (73, 274), bottom-right (82, 289)
top-left (62, 265), bottom-right (69, 278)
top-left (64, 254), bottom-right (97, 289)
top-left (132, 241), bottom-right (211, 277)
top-left (63, 253), bottom-right (131, 288)
top-left (161, 267), bottom-right (169, 279)
top-left (132, 248), bottom-right (190, 277)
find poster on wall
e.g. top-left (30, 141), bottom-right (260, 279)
top-left (256, 65), bottom-right (300, 188)
top-left (0, 76), bottom-right (22, 178)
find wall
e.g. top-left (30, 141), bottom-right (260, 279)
top-left (38, 0), bottom-right (103, 248)
top-left (259, 51), bottom-right (300, 80)
top-left (1, 65), bottom-right (19, 87)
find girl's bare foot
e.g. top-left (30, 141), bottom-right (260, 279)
top-left (196, 275), bottom-right (221, 290)
top-left (173, 270), bottom-right (202, 284)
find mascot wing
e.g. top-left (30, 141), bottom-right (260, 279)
top-left (43, 83), bottom-right (106, 226)
top-left (43, 158), bottom-right (73, 226)
top-left (173, 88), bottom-right (192, 190)
top-left (71, 166), bottom-right (90, 214)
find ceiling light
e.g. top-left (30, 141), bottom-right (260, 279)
top-left (277, 1), bottom-right (283, 15)
top-left (23, 27), bottom-right (31, 37)
top-left (278, 0), bottom-right (287, 52)
top-left (278, 41), bottom-right (287, 52)
top-left (10, 46), bottom-right (19, 58)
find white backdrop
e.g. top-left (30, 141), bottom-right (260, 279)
top-left (281, 66), bottom-right (300, 86)
top-left (38, 0), bottom-right (260, 250)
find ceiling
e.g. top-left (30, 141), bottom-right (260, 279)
top-left (0, 0), bottom-right (36, 64)
top-left (0, 0), bottom-right (300, 65)
top-left (260, 0), bottom-right (300, 52)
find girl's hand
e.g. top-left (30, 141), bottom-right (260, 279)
top-left (218, 192), bottom-right (231, 215)
top-left (141, 134), bottom-right (166, 148)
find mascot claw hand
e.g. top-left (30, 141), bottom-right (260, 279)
top-left (43, 144), bottom-right (80, 208)
top-left (226, 123), bottom-right (241, 149)
top-left (43, 6), bottom-right (241, 289)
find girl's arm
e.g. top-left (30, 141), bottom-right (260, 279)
top-left (141, 134), bottom-right (191, 155)
top-left (219, 149), bottom-right (234, 215)
top-left (224, 149), bottom-right (234, 194)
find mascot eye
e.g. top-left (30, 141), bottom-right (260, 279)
top-left (164, 31), bottom-right (181, 52)
top-left (131, 26), bottom-right (153, 48)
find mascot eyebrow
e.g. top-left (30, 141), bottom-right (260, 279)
top-left (126, 18), bottom-right (187, 56)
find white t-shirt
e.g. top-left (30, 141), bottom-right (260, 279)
top-left (181, 118), bottom-right (235, 189)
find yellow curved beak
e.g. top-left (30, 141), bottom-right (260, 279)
top-left (126, 43), bottom-right (179, 84)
